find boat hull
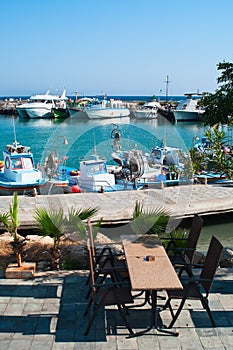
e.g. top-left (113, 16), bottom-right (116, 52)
top-left (133, 110), bottom-right (158, 119)
top-left (16, 107), bottom-right (30, 118)
top-left (27, 108), bottom-right (52, 118)
top-left (67, 107), bottom-right (88, 118)
top-left (86, 107), bottom-right (130, 119)
top-left (0, 180), bottom-right (47, 196)
top-left (173, 110), bottom-right (204, 121)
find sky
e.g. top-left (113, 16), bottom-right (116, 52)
top-left (0, 0), bottom-right (233, 96)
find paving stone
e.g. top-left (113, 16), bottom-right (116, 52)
top-left (0, 340), bottom-right (11, 350)
top-left (0, 269), bottom-right (232, 349)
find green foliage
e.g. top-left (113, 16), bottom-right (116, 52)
top-left (204, 126), bottom-right (233, 178)
top-left (61, 256), bottom-right (83, 270)
top-left (34, 206), bottom-right (99, 249)
top-left (161, 228), bottom-right (188, 250)
top-left (200, 61), bottom-right (233, 126)
top-left (33, 205), bottom-right (100, 270)
top-left (34, 207), bottom-right (66, 251)
top-left (131, 200), bottom-right (171, 235)
top-left (0, 192), bottom-right (19, 242)
top-left (189, 147), bottom-right (206, 173)
top-left (65, 206), bottom-right (99, 240)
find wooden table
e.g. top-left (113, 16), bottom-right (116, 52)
top-left (123, 235), bottom-right (183, 337)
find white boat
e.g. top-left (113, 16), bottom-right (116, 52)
top-left (61, 158), bottom-right (143, 192)
top-left (85, 98), bottom-right (130, 119)
top-left (0, 140), bottom-right (47, 195)
top-left (16, 90), bottom-right (68, 119)
top-left (132, 100), bottom-right (161, 119)
top-left (173, 93), bottom-right (204, 122)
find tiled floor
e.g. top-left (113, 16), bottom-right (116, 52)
top-left (0, 268), bottom-right (232, 349)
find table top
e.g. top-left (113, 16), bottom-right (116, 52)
top-left (123, 235), bottom-right (183, 291)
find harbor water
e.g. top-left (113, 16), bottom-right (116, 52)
top-left (0, 111), bottom-right (233, 249)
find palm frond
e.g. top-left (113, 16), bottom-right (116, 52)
top-left (0, 213), bottom-right (10, 230)
top-left (132, 200), bottom-right (144, 219)
top-left (131, 202), bottom-right (171, 236)
top-left (65, 206), bottom-right (99, 240)
top-left (33, 207), bottom-right (66, 239)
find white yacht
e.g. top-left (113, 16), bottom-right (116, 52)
top-left (173, 93), bottom-right (204, 121)
top-left (132, 100), bottom-right (161, 119)
top-left (16, 90), bottom-right (68, 118)
top-left (85, 98), bottom-right (130, 119)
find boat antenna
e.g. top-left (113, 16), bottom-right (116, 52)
top-left (164, 75), bottom-right (171, 102)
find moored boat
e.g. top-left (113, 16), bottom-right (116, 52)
top-left (0, 140), bottom-right (47, 195)
top-left (132, 100), bottom-right (161, 119)
top-left (85, 98), bottom-right (130, 119)
top-left (16, 90), bottom-right (68, 119)
top-left (173, 93), bottom-right (204, 122)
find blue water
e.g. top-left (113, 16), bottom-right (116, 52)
top-left (0, 115), bottom-right (206, 168)
top-left (0, 105), bottom-right (233, 249)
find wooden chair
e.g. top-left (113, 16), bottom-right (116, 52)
top-left (163, 235), bottom-right (223, 328)
top-left (83, 224), bottom-right (134, 336)
top-left (163, 215), bottom-right (204, 277)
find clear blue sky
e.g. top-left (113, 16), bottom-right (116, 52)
top-left (1, 0), bottom-right (232, 96)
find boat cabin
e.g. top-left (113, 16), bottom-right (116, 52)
top-left (78, 159), bottom-right (115, 191)
top-left (2, 141), bottom-right (42, 183)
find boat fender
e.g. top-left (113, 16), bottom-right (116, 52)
top-left (72, 185), bottom-right (81, 193)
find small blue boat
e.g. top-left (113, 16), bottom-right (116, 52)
top-left (0, 140), bottom-right (47, 195)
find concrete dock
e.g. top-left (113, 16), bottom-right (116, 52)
top-left (0, 184), bottom-right (233, 229)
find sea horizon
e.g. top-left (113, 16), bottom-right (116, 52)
top-left (0, 94), bottom-right (186, 102)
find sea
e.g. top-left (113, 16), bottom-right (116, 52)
top-left (0, 95), bottom-right (233, 250)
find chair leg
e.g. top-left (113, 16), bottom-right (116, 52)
top-left (117, 304), bottom-right (134, 335)
top-left (168, 297), bottom-right (187, 328)
top-left (201, 297), bottom-right (216, 327)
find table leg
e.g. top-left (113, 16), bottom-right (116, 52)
top-left (128, 291), bottom-right (179, 337)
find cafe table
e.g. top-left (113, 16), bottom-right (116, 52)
top-left (122, 235), bottom-right (183, 337)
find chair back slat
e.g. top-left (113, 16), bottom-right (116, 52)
top-left (200, 236), bottom-right (223, 294)
top-left (186, 215), bottom-right (203, 261)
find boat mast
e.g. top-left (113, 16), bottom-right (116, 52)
top-left (164, 75), bottom-right (171, 102)
top-left (12, 116), bottom-right (18, 147)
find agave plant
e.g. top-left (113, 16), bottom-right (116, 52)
top-left (131, 200), bottom-right (172, 236)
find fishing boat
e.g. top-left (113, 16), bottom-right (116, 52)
top-left (67, 97), bottom-right (93, 118)
top-left (16, 90), bottom-right (68, 119)
top-left (60, 157), bottom-right (143, 192)
top-left (173, 93), bottom-right (204, 121)
top-left (0, 140), bottom-right (47, 195)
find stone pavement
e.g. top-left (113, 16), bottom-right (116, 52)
top-left (0, 268), bottom-right (232, 350)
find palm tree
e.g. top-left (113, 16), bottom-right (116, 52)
top-left (130, 200), bottom-right (172, 236)
top-left (0, 192), bottom-right (25, 266)
top-left (33, 206), bottom-right (99, 270)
